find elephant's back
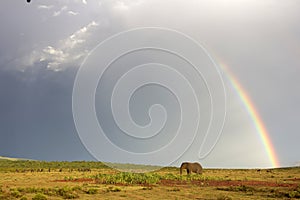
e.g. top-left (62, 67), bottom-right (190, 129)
top-left (193, 162), bottom-right (202, 168)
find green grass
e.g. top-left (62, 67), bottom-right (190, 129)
top-left (0, 159), bottom-right (109, 172)
top-left (94, 172), bottom-right (162, 184)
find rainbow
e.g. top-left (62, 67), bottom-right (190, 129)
top-left (220, 63), bottom-right (280, 168)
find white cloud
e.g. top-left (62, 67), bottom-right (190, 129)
top-left (21, 21), bottom-right (99, 71)
top-left (43, 46), bottom-right (64, 56)
top-left (112, 0), bottom-right (144, 12)
top-left (37, 3), bottom-right (81, 17)
top-left (68, 11), bottom-right (79, 16)
top-left (82, 0), bottom-right (87, 5)
top-left (53, 6), bottom-right (68, 17)
top-left (37, 5), bottom-right (54, 10)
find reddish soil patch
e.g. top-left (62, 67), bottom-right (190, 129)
top-left (285, 178), bottom-right (300, 182)
top-left (159, 179), bottom-right (298, 188)
top-left (54, 178), bottom-right (95, 183)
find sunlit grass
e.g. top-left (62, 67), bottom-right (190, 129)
top-left (0, 159), bottom-right (299, 199)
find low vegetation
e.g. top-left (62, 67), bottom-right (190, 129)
top-left (0, 159), bottom-right (299, 199)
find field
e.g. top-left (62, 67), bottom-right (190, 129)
top-left (0, 160), bottom-right (299, 199)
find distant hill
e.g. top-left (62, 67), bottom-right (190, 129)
top-left (0, 156), bottom-right (31, 161)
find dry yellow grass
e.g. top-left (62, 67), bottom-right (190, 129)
top-left (0, 160), bottom-right (299, 199)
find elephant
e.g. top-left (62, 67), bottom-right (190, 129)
top-left (180, 162), bottom-right (203, 175)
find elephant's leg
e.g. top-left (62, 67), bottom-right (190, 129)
top-left (187, 169), bottom-right (190, 175)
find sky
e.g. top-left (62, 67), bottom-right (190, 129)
top-left (0, 0), bottom-right (299, 169)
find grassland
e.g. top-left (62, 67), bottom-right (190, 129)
top-left (0, 159), bottom-right (299, 199)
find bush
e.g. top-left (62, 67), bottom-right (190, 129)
top-left (55, 187), bottom-right (79, 199)
top-left (94, 172), bottom-right (161, 184)
top-left (10, 189), bottom-right (22, 198)
top-left (32, 193), bottom-right (47, 200)
top-left (217, 195), bottom-right (232, 200)
top-left (106, 187), bottom-right (121, 192)
top-left (163, 173), bottom-right (182, 180)
top-left (85, 188), bottom-right (98, 194)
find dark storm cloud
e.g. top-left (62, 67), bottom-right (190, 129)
top-left (0, 67), bottom-right (95, 160)
top-left (0, 0), bottom-right (128, 160)
top-left (0, 0), bottom-right (299, 167)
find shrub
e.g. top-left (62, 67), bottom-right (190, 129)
top-left (94, 172), bottom-right (161, 185)
top-left (217, 185), bottom-right (255, 193)
top-left (106, 187), bottom-right (121, 192)
top-left (10, 189), bottom-right (22, 198)
top-left (85, 188), bottom-right (98, 194)
top-left (32, 193), bottom-right (47, 200)
top-left (55, 187), bottom-right (79, 199)
top-left (163, 173), bottom-right (182, 180)
top-left (217, 195), bottom-right (232, 200)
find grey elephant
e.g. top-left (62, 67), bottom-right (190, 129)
top-left (180, 162), bottom-right (203, 175)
